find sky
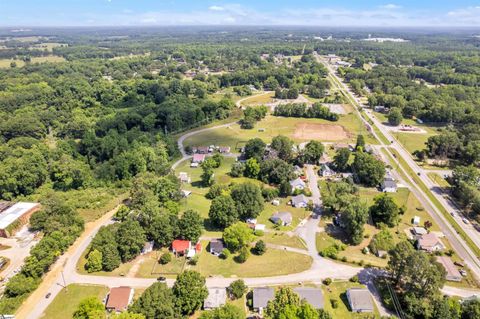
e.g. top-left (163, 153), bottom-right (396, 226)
top-left (1, 0), bottom-right (480, 27)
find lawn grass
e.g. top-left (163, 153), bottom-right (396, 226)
top-left (41, 284), bottom-right (108, 319)
top-left (257, 199), bottom-right (310, 231)
top-left (322, 281), bottom-right (380, 319)
top-left (136, 250), bottom-right (186, 278)
top-left (192, 241), bottom-right (312, 278)
top-left (77, 249), bottom-right (134, 277)
top-left (428, 172), bottom-right (450, 188)
top-left (262, 232), bottom-right (307, 250)
top-left (183, 114), bottom-right (373, 151)
top-left (240, 92), bottom-right (275, 106)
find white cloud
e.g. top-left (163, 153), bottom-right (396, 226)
top-left (380, 4), bottom-right (401, 10)
top-left (209, 5), bottom-right (225, 11)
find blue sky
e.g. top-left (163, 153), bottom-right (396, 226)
top-left (1, 0), bottom-right (480, 27)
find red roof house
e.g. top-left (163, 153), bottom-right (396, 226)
top-left (172, 239), bottom-right (191, 256)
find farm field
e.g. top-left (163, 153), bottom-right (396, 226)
top-left (0, 56), bottom-right (66, 68)
top-left (41, 284), bottom-right (108, 319)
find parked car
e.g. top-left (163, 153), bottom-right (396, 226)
top-left (157, 276), bottom-right (166, 282)
top-left (462, 218), bottom-right (469, 224)
top-left (450, 212), bottom-right (456, 217)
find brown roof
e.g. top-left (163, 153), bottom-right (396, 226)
top-left (436, 256), bottom-right (462, 281)
top-left (418, 233), bottom-right (443, 250)
top-left (106, 287), bottom-right (133, 312)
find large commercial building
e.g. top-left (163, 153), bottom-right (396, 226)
top-left (0, 202), bottom-right (40, 238)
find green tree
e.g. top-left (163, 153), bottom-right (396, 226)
top-left (461, 299), bottom-right (480, 319)
top-left (271, 135), bottom-right (294, 162)
top-left (352, 151), bottom-right (386, 187)
top-left (172, 270), bottom-right (208, 315)
top-left (178, 210), bottom-right (203, 242)
top-left (111, 313), bottom-right (146, 319)
top-left (333, 148), bottom-right (351, 172)
top-left (130, 282), bottom-right (176, 319)
top-left (230, 182), bottom-right (264, 220)
top-left (244, 158), bottom-right (260, 178)
top-left (388, 107), bottom-right (403, 126)
top-left (4, 274), bottom-right (38, 297)
top-left (227, 279), bottom-right (247, 299)
top-left (201, 161), bottom-right (215, 187)
top-left (339, 199), bottom-right (368, 245)
top-left (355, 134), bottom-right (365, 150)
top-left (116, 220), bottom-right (146, 262)
top-left (199, 304), bottom-right (244, 319)
top-left (222, 222), bottom-right (255, 252)
top-left (209, 195), bottom-right (238, 228)
top-left (254, 240), bottom-right (267, 255)
top-left (265, 287), bottom-right (300, 318)
top-left (369, 193), bottom-right (400, 227)
top-left (85, 249), bottom-right (103, 273)
top-left (244, 138), bottom-right (266, 161)
top-left (299, 140), bottom-right (324, 164)
top-left (73, 297), bottom-right (105, 319)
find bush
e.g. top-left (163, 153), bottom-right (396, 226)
top-left (262, 188), bottom-right (279, 201)
top-left (323, 278), bottom-right (332, 286)
top-left (188, 255), bottom-right (199, 265)
top-left (221, 248), bottom-right (230, 259)
top-left (350, 275), bottom-right (359, 283)
top-left (159, 252), bottom-right (172, 265)
top-left (341, 256), bottom-right (348, 262)
top-left (331, 299), bottom-right (339, 308)
top-left (235, 247), bottom-right (250, 263)
top-left (253, 240), bottom-right (266, 255)
top-left (254, 230), bottom-right (264, 237)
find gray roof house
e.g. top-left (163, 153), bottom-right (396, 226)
top-left (203, 288), bottom-right (227, 310)
top-left (381, 177), bottom-right (397, 193)
top-left (270, 212), bottom-right (293, 226)
top-left (346, 288), bottom-right (374, 313)
top-left (292, 194), bottom-right (308, 208)
top-left (437, 256), bottom-right (462, 282)
top-left (294, 288), bottom-right (324, 309)
top-left (289, 178), bottom-right (306, 190)
top-left (320, 164), bottom-right (335, 177)
top-left (253, 287), bottom-right (275, 313)
top-left (209, 239), bottom-right (224, 256)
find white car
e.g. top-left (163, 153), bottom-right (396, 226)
top-left (462, 218), bottom-right (469, 224)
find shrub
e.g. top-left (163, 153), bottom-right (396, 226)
top-left (228, 280), bottom-right (247, 299)
top-left (341, 256), bottom-right (348, 262)
top-left (253, 240), bottom-right (266, 255)
top-left (254, 230), bottom-right (264, 237)
top-left (323, 278), bottom-right (332, 286)
top-left (350, 275), bottom-right (359, 283)
top-left (159, 252), bottom-right (172, 265)
top-left (331, 299), bottom-right (339, 308)
top-left (262, 188), bottom-right (279, 201)
top-left (221, 248), bottom-right (230, 259)
top-left (188, 255), bottom-right (199, 265)
top-left (235, 247), bottom-right (250, 263)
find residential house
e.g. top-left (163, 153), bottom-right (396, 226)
top-left (381, 177), bottom-right (397, 193)
top-left (290, 178), bottom-right (306, 191)
top-left (172, 240), bottom-right (201, 258)
top-left (346, 288), bottom-right (374, 313)
top-left (209, 239), bottom-right (225, 257)
top-left (294, 288), bottom-right (324, 309)
top-left (219, 146), bottom-right (231, 154)
top-left (437, 256), bottom-right (462, 282)
top-left (105, 287), bottom-right (134, 313)
top-left (253, 287), bottom-right (275, 314)
top-left (141, 241), bottom-right (154, 255)
top-left (181, 190), bottom-right (192, 198)
top-left (196, 146), bottom-right (210, 154)
top-left (179, 172), bottom-right (191, 183)
top-left (416, 233), bottom-right (444, 252)
top-left (192, 154), bottom-right (206, 164)
top-left (292, 194), bottom-right (308, 208)
top-left (319, 164), bottom-right (336, 178)
top-left (204, 288), bottom-right (227, 310)
top-left (333, 143), bottom-right (354, 152)
top-left (374, 105), bottom-right (386, 112)
top-left (270, 212), bottom-right (293, 226)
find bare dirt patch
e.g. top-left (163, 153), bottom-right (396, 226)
top-left (293, 123), bottom-right (350, 141)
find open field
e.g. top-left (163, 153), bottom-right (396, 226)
top-left (41, 284), bottom-right (108, 319)
top-left (0, 56), bottom-right (66, 68)
top-left (193, 241), bottom-right (312, 278)
top-left (136, 250), bottom-right (186, 278)
top-left (262, 232), bottom-right (307, 250)
top-left (322, 281), bottom-right (380, 318)
top-left (30, 42), bottom-right (66, 51)
top-left (183, 114), bottom-right (373, 151)
top-left (240, 91), bottom-right (275, 106)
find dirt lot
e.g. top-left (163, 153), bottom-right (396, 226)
top-left (293, 123), bottom-right (350, 141)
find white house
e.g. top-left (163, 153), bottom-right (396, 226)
top-left (381, 177), bottom-right (397, 193)
top-left (290, 178), bottom-right (306, 191)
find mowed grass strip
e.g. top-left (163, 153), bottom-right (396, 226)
top-left (41, 284), bottom-right (108, 319)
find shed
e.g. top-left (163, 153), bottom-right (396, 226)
top-left (346, 288), bottom-right (374, 313)
top-left (412, 216), bottom-right (420, 226)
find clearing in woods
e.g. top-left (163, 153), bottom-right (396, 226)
top-left (293, 123), bottom-right (350, 141)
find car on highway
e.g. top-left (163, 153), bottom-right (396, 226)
top-left (462, 218), bottom-right (469, 224)
top-left (157, 276), bottom-right (166, 282)
top-left (45, 293), bottom-right (51, 299)
top-left (451, 212), bottom-right (456, 217)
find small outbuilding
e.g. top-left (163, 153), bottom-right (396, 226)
top-left (179, 172), bottom-right (191, 183)
top-left (346, 288), bottom-right (374, 313)
top-left (381, 177), bottom-right (397, 193)
top-left (209, 239), bottom-right (225, 256)
top-left (411, 227), bottom-right (428, 236)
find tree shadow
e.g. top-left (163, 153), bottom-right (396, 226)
top-left (324, 223), bottom-right (352, 245)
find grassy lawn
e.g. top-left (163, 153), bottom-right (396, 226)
top-left (41, 284), bottom-right (108, 319)
top-left (428, 172), bottom-right (450, 188)
top-left (262, 232), bottom-right (307, 250)
top-left (193, 241), bottom-right (312, 278)
top-left (77, 249), bottom-right (133, 277)
top-left (0, 56), bottom-right (66, 68)
top-left (257, 199), bottom-right (310, 231)
top-left (136, 250), bottom-right (186, 278)
top-left (322, 281), bottom-right (380, 319)
top-left (240, 92), bottom-right (275, 106)
top-left (183, 114), bottom-right (373, 151)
